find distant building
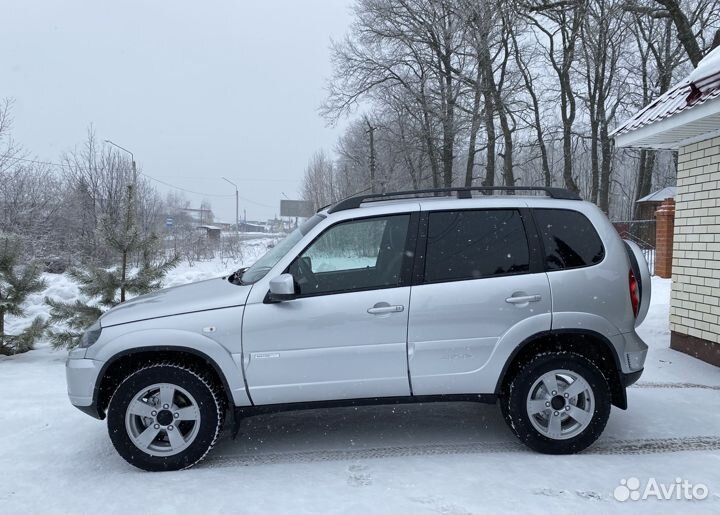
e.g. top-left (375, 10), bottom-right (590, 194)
top-left (635, 186), bottom-right (676, 220)
top-left (181, 207), bottom-right (214, 226)
top-left (238, 221), bottom-right (265, 233)
top-left (197, 225), bottom-right (221, 241)
top-left (212, 220), bottom-right (234, 231)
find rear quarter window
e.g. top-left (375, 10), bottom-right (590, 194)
top-left (533, 209), bottom-right (604, 271)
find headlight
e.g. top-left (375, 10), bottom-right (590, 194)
top-left (78, 320), bottom-right (102, 348)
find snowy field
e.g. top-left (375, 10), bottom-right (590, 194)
top-left (2, 257), bottom-right (720, 513)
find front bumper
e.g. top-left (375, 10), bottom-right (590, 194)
top-left (66, 354), bottom-right (104, 419)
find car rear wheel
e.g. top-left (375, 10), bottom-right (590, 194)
top-left (502, 351), bottom-right (611, 454)
top-left (107, 363), bottom-right (224, 471)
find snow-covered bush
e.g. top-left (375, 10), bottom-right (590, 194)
top-left (46, 185), bottom-right (179, 349)
top-left (0, 234), bottom-right (47, 355)
top-left (45, 259), bottom-right (175, 349)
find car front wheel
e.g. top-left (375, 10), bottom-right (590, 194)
top-left (107, 363), bottom-right (224, 471)
top-left (502, 351), bottom-right (611, 454)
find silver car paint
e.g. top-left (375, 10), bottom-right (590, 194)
top-left (533, 199), bottom-right (637, 336)
top-left (408, 273), bottom-right (551, 395)
top-left (84, 307), bottom-right (253, 406)
top-left (242, 287), bottom-right (412, 404)
top-left (100, 277), bottom-right (252, 328)
top-left (66, 196), bottom-right (649, 411)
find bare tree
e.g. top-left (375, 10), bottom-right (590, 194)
top-left (509, 23), bottom-right (554, 187)
top-left (323, 0), bottom-right (467, 188)
top-left (458, 0), bottom-right (517, 187)
top-left (624, 0), bottom-right (720, 65)
top-left (302, 150), bottom-right (339, 210)
top-left (523, 0), bottom-right (587, 194)
top-left (314, 0), bottom-right (718, 219)
top-left (580, 0), bottom-right (630, 212)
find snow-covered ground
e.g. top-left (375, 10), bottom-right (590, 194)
top-left (2, 269), bottom-right (720, 513)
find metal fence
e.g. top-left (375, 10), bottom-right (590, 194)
top-left (612, 220), bottom-right (656, 275)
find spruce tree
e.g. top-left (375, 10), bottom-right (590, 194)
top-left (47, 179), bottom-right (178, 349)
top-left (0, 234), bottom-right (47, 355)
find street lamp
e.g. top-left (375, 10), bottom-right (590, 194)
top-left (103, 139), bottom-right (137, 304)
top-left (104, 139), bottom-right (137, 186)
top-left (222, 177), bottom-right (239, 233)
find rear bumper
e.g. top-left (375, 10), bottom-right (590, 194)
top-left (617, 330), bottom-right (648, 373)
top-left (621, 368), bottom-right (643, 387)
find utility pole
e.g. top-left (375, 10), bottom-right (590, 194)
top-left (365, 117), bottom-right (376, 193)
top-left (222, 177), bottom-right (239, 233)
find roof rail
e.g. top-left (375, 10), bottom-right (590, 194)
top-left (326, 186), bottom-right (581, 214)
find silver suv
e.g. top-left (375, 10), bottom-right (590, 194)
top-left (66, 187), bottom-right (650, 471)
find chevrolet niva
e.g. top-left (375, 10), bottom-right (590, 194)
top-left (66, 187), bottom-right (650, 471)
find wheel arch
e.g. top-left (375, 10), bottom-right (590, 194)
top-left (494, 329), bottom-right (627, 409)
top-left (93, 345), bottom-right (242, 420)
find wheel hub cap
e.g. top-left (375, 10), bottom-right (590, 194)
top-left (526, 369), bottom-right (595, 440)
top-left (156, 409), bottom-right (174, 426)
top-left (124, 383), bottom-right (201, 457)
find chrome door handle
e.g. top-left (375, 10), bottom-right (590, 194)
top-left (505, 295), bottom-right (541, 304)
top-left (367, 304), bottom-right (405, 314)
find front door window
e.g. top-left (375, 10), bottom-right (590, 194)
top-left (289, 214), bottom-right (411, 296)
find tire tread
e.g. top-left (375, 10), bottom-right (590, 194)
top-left (107, 361), bottom-right (225, 471)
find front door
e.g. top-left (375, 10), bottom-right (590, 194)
top-left (242, 213), bottom-right (416, 405)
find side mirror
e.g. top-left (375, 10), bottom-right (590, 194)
top-left (268, 273), bottom-right (296, 302)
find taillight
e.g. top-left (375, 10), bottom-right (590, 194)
top-left (629, 270), bottom-right (640, 318)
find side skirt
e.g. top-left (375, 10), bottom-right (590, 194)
top-left (231, 393), bottom-right (497, 439)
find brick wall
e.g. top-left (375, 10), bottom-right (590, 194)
top-left (670, 135), bottom-right (720, 366)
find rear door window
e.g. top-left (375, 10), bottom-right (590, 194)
top-left (424, 209), bottom-right (530, 282)
top-left (533, 209), bottom-right (604, 270)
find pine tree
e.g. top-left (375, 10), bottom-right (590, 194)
top-left (46, 178), bottom-right (178, 349)
top-left (0, 234), bottom-right (47, 355)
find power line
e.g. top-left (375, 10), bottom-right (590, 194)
top-left (1, 153), bottom-right (275, 206)
top-left (152, 174), bottom-right (288, 183)
top-left (143, 174), bottom-right (274, 207)
top-left (140, 174), bottom-right (235, 198)
top-left (1, 155), bottom-right (72, 169)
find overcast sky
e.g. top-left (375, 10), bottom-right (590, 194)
top-left (1, 0), bottom-right (353, 221)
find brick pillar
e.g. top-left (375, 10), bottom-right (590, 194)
top-left (655, 198), bottom-right (675, 278)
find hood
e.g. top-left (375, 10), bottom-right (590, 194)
top-left (100, 277), bottom-right (252, 327)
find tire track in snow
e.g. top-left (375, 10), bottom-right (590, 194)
top-left (632, 381), bottom-right (720, 391)
top-left (205, 435), bottom-right (720, 468)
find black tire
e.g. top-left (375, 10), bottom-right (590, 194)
top-left (107, 363), bottom-right (224, 471)
top-left (501, 351), bottom-right (611, 454)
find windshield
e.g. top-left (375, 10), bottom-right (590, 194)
top-left (240, 214), bottom-right (326, 284)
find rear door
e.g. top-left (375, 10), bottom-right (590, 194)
top-left (407, 208), bottom-right (552, 395)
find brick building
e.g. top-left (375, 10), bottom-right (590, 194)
top-left (613, 47), bottom-right (720, 367)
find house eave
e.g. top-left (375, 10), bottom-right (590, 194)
top-left (614, 96), bottom-right (720, 150)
